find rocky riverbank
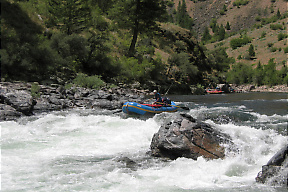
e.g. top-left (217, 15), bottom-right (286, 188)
top-left (232, 84), bottom-right (288, 93)
top-left (0, 82), bottom-right (148, 121)
top-left (1, 82), bottom-right (287, 121)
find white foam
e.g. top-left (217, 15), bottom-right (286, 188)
top-left (1, 111), bottom-right (287, 191)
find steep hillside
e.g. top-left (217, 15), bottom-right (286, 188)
top-left (172, 0), bottom-right (287, 36)
top-left (2, 0), bottom-right (287, 90)
top-left (168, 0), bottom-right (287, 68)
top-left (206, 17), bottom-right (287, 68)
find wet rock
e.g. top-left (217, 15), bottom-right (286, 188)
top-left (0, 82), bottom-right (145, 121)
top-left (0, 104), bottom-right (22, 121)
top-left (33, 95), bottom-right (71, 112)
top-left (150, 113), bottom-right (234, 160)
top-left (116, 157), bottom-right (138, 170)
top-left (0, 87), bottom-right (36, 115)
top-left (256, 144), bottom-right (288, 187)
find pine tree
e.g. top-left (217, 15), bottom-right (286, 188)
top-left (264, 58), bottom-right (280, 86)
top-left (49, 0), bottom-right (92, 35)
top-left (218, 24), bottom-right (226, 41)
top-left (225, 21), bottom-right (231, 30)
top-left (175, 0), bottom-right (194, 30)
top-left (276, 9), bottom-right (281, 18)
top-left (201, 26), bottom-right (212, 42)
top-left (253, 61), bottom-right (264, 85)
top-left (109, 0), bottom-right (167, 56)
top-left (210, 19), bottom-right (218, 33)
top-left (176, 0), bottom-right (182, 25)
top-left (223, 4), bottom-right (227, 12)
top-left (248, 44), bottom-right (256, 58)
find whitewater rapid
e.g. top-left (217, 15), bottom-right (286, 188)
top-left (1, 99), bottom-right (287, 191)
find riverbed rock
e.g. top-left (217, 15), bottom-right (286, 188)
top-left (256, 144), bottom-right (288, 187)
top-left (0, 104), bottom-right (23, 121)
top-left (150, 113), bottom-right (234, 160)
top-left (0, 86), bottom-right (36, 115)
top-left (0, 82), bottom-right (145, 121)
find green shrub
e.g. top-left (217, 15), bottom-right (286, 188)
top-left (253, 62), bottom-right (264, 85)
top-left (73, 73), bottom-right (105, 89)
top-left (168, 52), bottom-right (198, 83)
top-left (117, 56), bottom-right (158, 83)
top-left (267, 42), bottom-right (274, 47)
top-left (270, 47), bottom-right (277, 52)
top-left (167, 0), bottom-right (174, 7)
top-left (233, 0), bottom-right (249, 6)
top-left (219, 10), bottom-right (225, 15)
top-left (261, 16), bottom-right (278, 25)
top-left (260, 31), bottom-right (266, 39)
top-left (270, 23), bottom-right (283, 30)
top-left (278, 33), bottom-right (288, 41)
top-left (284, 47), bottom-right (288, 53)
top-left (230, 36), bottom-right (252, 49)
top-left (255, 16), bottom-right (261, 21)
top-left (263, 58), bottom-right (282, 86)
top-left (31, 82), bottom-right (41, 98)
top-left (226, 62), bottom-right (253, 84)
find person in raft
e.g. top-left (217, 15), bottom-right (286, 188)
top-left (153, 90), bottom-right (172, 105)
top-left (153, 90), bottom-right (162, 104)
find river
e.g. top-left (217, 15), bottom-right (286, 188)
top-left (1, 92), bottom-right (287, 191)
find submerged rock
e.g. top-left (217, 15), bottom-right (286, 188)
top-left (150, 113), bottom-right (234, 160)
top-left (256, 144), bottom-right (288, 187)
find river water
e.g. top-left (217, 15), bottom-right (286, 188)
top-left (1, 92), bottom-right (287, 192)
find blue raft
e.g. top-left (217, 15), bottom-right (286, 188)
top-left (122, 102), bottom-right (178, 115)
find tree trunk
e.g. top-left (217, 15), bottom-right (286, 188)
top-left (128, 0), bottom-right (140, 57)
top-left (128, 19), bottom-right (139, 56)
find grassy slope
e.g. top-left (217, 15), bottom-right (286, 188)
top-left (173, 0), bottom-right (288, 68)
top-left (173, 0), bottom-right (287, 34)
top-left (206, 18), bottom-right (287, 68)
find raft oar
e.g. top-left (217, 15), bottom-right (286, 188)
top-left (156, 102), bottom-right (189, 110)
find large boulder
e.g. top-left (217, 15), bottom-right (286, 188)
top-left (150, 113), bottom-right (234, 160)
top-left (0, 87), bottom-right (36, 115)
top-left (256, 144), bottom-right (288, 187)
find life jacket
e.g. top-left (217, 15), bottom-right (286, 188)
top-left (154, 93), bottom-right (162, 102)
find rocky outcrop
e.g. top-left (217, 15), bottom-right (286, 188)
top-left (256, 144), bottom-right (288, 187)
top-left (0, 82), bottom-right (146, 121)
top-left (150, 113), bottom-right (234, 160)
